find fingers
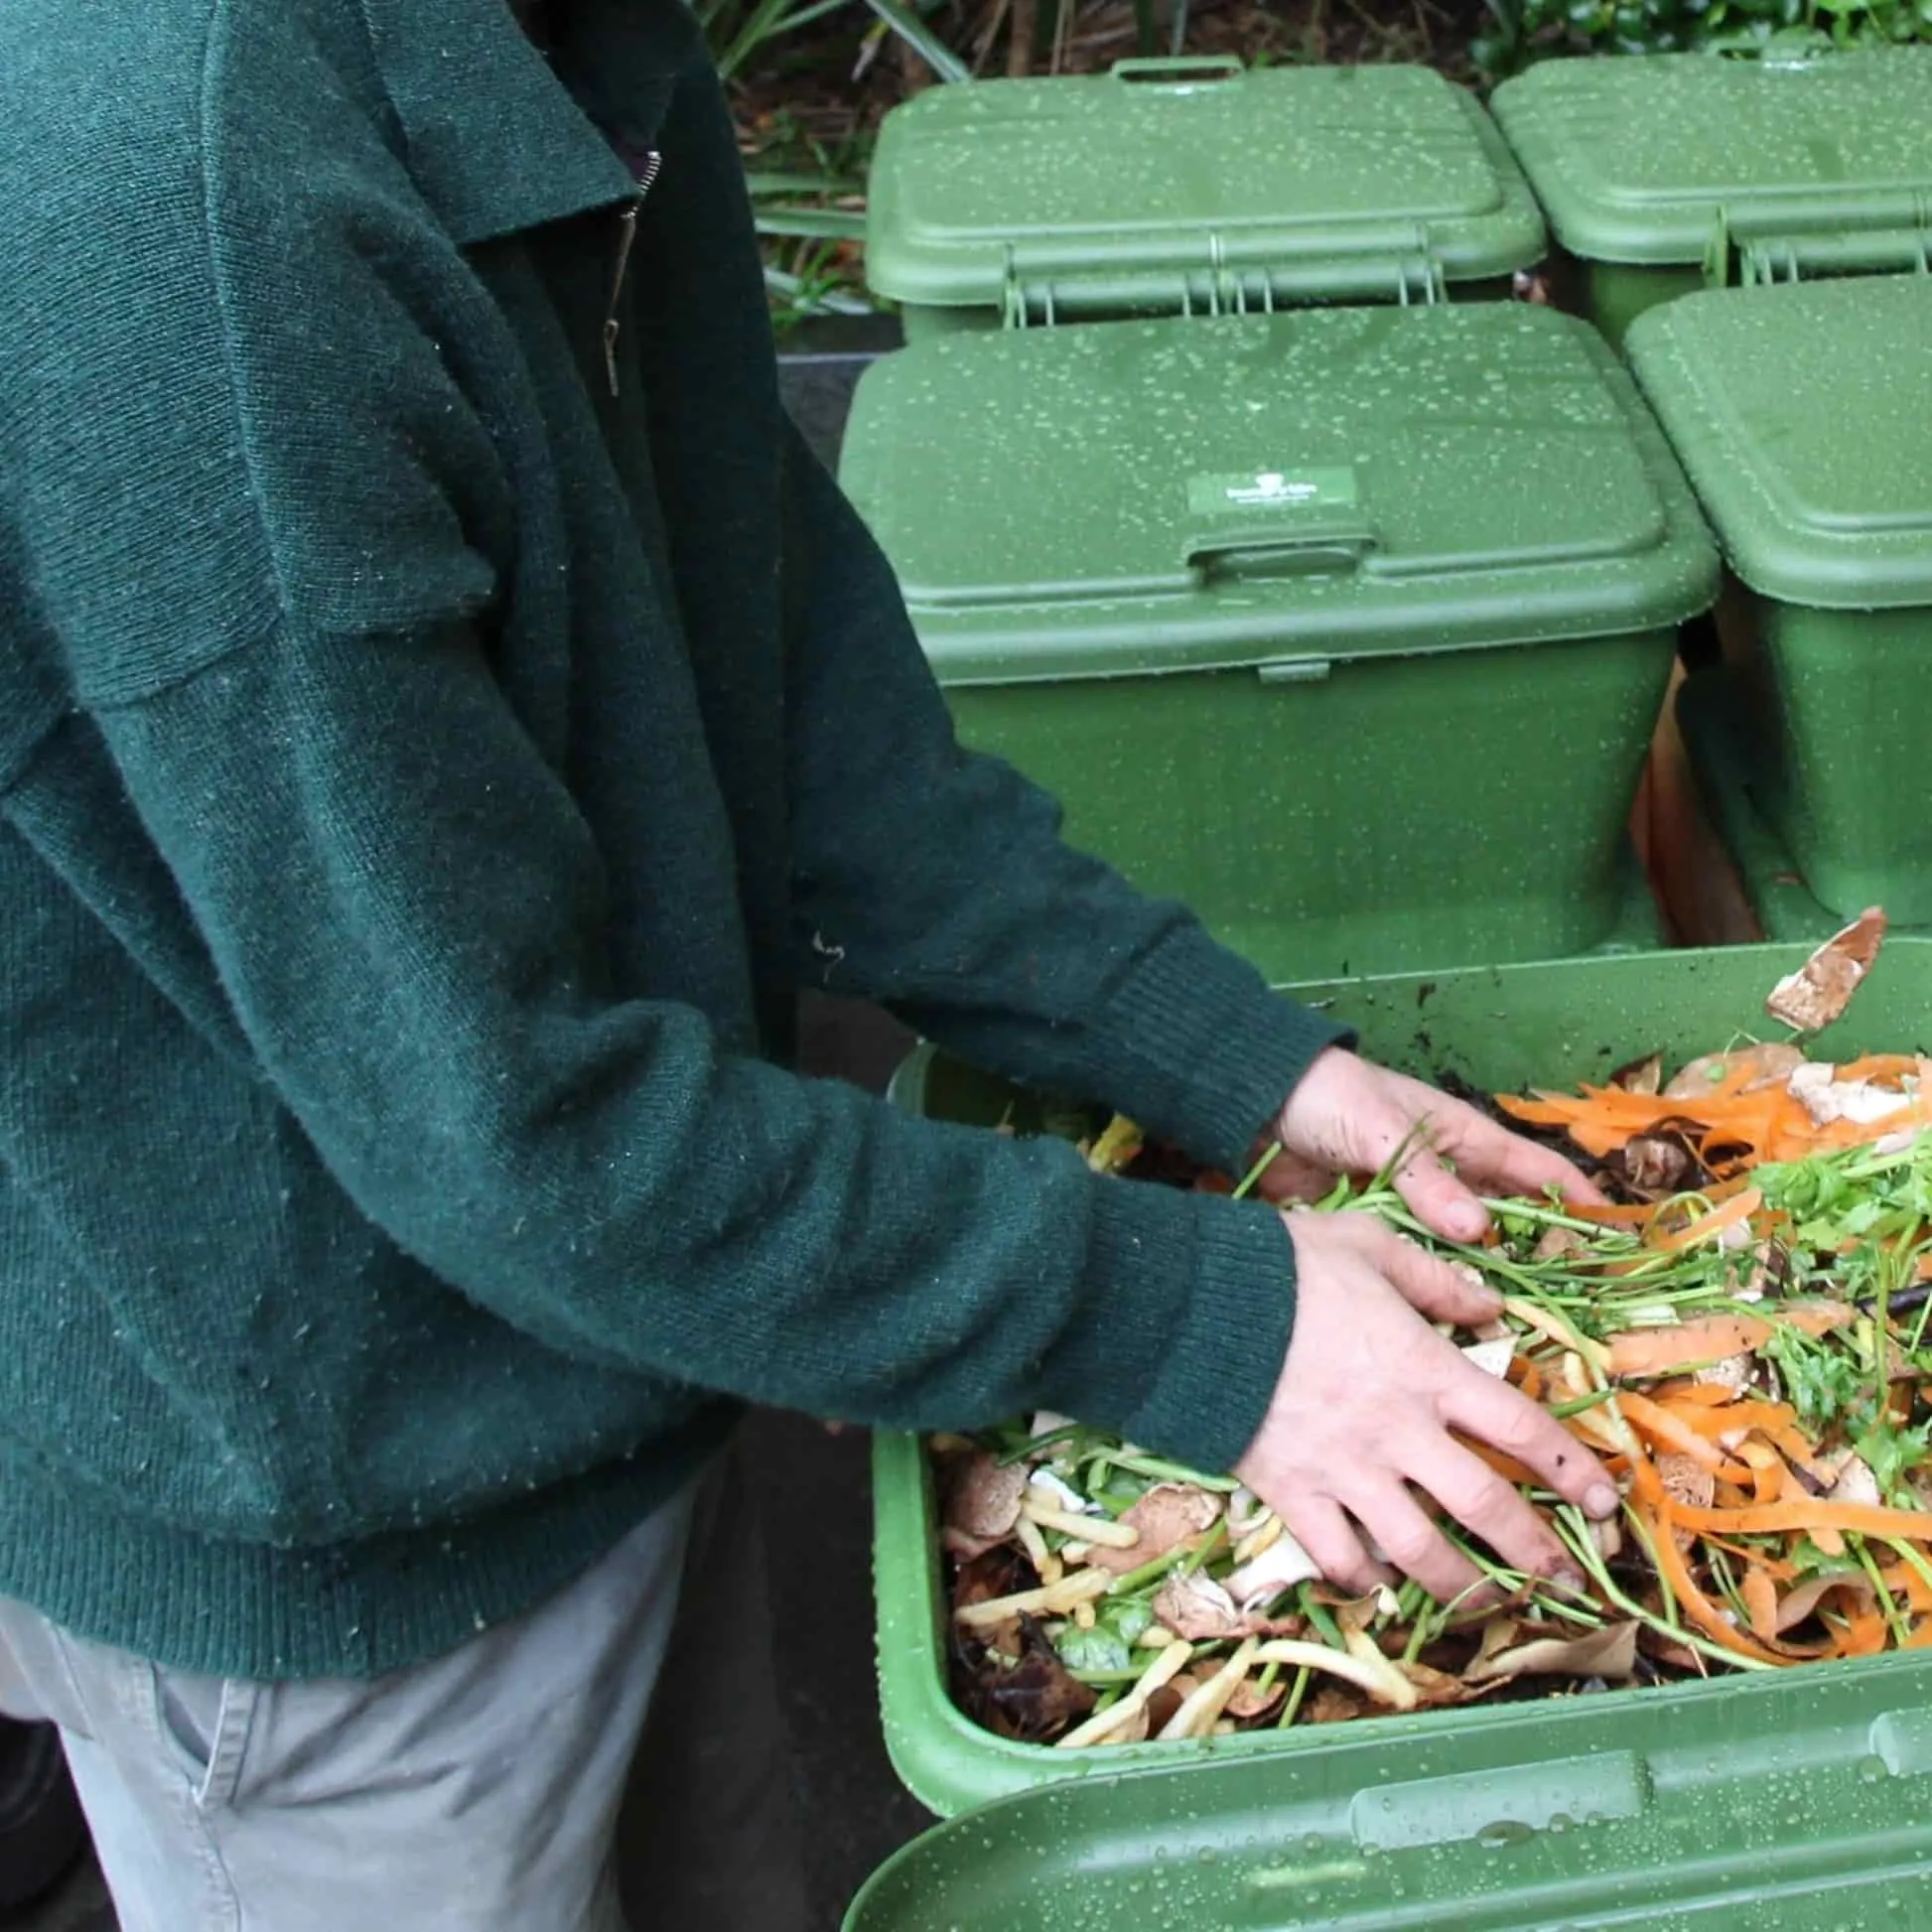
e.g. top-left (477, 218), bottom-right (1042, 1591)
top-left (1347, 1219), bottom-right (1501, 1327)
top-left (1411, 1436), bottom-right (1585, 1591)
top-left (1252, 1148), bottom-right (1336, 1207)
top-left (1337, 1477), bottom-right (1485, 1605)
top-left (1433, 1107), bottom-right (1608, 1210)
top-left (1278, 1495), bottom-right (1390, 1599)
top-left (1388, 1139), bottom-right (1491, 1244)
top-left (1441, 1366), bottom-right (1619, 1521)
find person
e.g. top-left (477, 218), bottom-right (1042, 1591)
top-left (0, 0), bottom-right (1617, 1925)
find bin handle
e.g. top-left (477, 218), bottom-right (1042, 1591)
top-left (1110, 55), bottom-right (1244, 84)
top-left (1184, 526), bottom-right (1377, 583)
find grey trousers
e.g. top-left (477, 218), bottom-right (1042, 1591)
top-left (0, 1446), bottom-right (812, 1932)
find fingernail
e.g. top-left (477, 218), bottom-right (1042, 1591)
top-left (1585, 1483), bottom-right (1618, 1518)
top-left (1554, 1567), bottom-right (1588, 1597)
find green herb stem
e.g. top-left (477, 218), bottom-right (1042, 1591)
top-left (1278, 1665), bottom-right (1312, 1728)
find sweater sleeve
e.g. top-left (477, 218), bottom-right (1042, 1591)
top-left (84, 622), bottom-right (1295, 1475)
top-left (779, 423), bottom-right (1351, 1178)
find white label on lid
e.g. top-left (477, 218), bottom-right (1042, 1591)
top-left (1187, 467), bottom-right (1359, 515)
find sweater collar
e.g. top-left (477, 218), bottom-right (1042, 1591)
top-left (360, 0), bottom-right (687, 245)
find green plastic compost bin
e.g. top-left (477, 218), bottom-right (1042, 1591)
top-left (867, 944), bottom-right (1932, 1918)
top-left (848, 1639), bottom-right (1932, 1929)
top-left (1673, 666), bottom-right (1843, 944)
top-left (839, 301), bottom-right (1718, 983)
top-left (865, 60), bottom-right (1546, 340)
top-left (1491, 47), bottom-right (1932, 349)
top-left (1626, 275), bottom-right (1932, 925)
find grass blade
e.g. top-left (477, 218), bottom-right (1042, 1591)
top-left (753, 207), bottom-right (868, 239)
top-left (744, 171), bottom-right (868, 198)
top-left (857, 0), bottom-right (974, 80)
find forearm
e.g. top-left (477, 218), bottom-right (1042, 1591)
top-left (780, 423), bottom-right (1349, 1171)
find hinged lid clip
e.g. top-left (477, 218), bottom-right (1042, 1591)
top-left (1000, 236), bottom-right (1446, 330)
top-left (1705, 197), bottom-right (1932, 290)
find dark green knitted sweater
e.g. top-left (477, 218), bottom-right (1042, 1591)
top-left (0, 0), bottom-right (1341, 1678)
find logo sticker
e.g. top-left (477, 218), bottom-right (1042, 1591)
top-left (1187, 467), bottom-right (1359, 516)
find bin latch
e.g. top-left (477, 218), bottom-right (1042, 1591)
top-left (999, 235), bottom-right (1445, 329)
top-left (1705, 200), bottom-right (1932, 289)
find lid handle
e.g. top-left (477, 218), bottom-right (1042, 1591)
top-left (1109, 55), bottom-right (1244, 84)
top-left (1184, 525), bottom-right (1378, 584)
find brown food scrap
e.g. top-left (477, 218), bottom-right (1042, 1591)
top-left (1224, 1677), bottom-right (1288, 1724)
top-left (1144, 1679), bottom-right (1197, 1734)
top-left (953, 1615), bottom-right (1097, 1743)
top-left (951, 1546), bottom-right (1037, 1656)
top-left (1397, 1661), bottom-right (1487, 1710)
top-left (1154, 1573), bottom-right (1251, 1642)
top-left (1664, 1043), bottom-right (1806, 1100)
top-left (1765, 908), bottom-right (1887, 1034)
top-left (1532, 1224), bottom-right (1587, 1263)
top-left (1657, 1452), bottom-right (1716, 1512)
top-left (1304, 1687), bottom-right (1365, 1725)
top-left (942, 1451), bottom-right (1029, 1545)
top-left (1694, 1352), bottom-right (1755, 1393)
top-left (1609, 1050), bottom-right (1665, 1095)
top-left (1774, 1572), bottom-right (1875, 1636)
top-left (1622, 1133), bottom-right (1696, 1196)
top-left (1086, 1482), bottom-right (1224, 1576)
top-left (1465, 1620), bottom-right (1640, 1684)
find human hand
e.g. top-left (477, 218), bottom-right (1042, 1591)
top-left (1233, 1212), bottom-right (1618, 1603)
top-left (1254, 1047), bottom-right (1604, 1242)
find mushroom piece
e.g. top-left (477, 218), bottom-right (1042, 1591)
top-left (1084, 1483), bottom-right (1224, 1577)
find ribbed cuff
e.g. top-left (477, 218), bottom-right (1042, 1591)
top-left (1039, 1176), bottom-right (1296, 1477)
top-left (1093, 924), bottom-right (1355, 1177)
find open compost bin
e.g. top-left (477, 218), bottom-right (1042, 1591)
top-left (870, 937), bottom-right (1932, 1922)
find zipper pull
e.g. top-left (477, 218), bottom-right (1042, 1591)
top-left (604, 150), bottom-right (662, 398)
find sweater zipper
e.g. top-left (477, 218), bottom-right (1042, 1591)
top-left (604, 150), bottom-right (662, 398)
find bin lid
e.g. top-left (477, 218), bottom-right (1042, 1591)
top-left (1491, 48), bottom-right (1932, 271)
top-left (846, 1637), bottom-right (1932, 1930)
top-left (864, 61), bottom-right (1544, 312)
top-left (1627, 275), bottom-right (1932, 612)
top-left (838, 303), bottom-right (1718, 683)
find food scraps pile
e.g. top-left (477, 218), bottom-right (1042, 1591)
top-left (933, 914), bottom-right (1932, 1750)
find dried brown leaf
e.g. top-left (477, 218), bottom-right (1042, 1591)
top-left (1464, 1620), bottom-right (1640, 1684)
top-left (1775, 1572), bottom-right (1875, 1635)
top-left (1397, 1660), bottom-right (1487, 1709)
top-left (954, 1615), bottom-right (1097, 1743)
top-left (950, 1546), bottom-right (1035, 1656)
top-left (1609, 1051), bottom-right (1665, 1095)
top-left (1224, 1678), bottom-right (1287, 1723)
top-left (1304, 1687), bottom-right (1364, 1725)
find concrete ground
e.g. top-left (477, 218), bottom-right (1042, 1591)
top-left (6, 335), bottom-right (937, 1932)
